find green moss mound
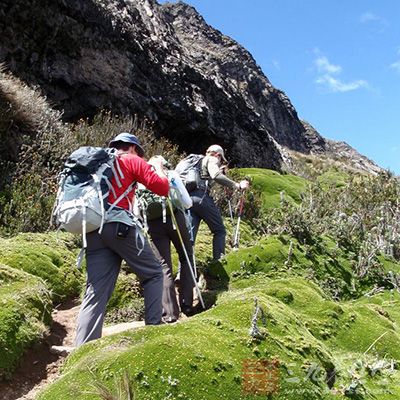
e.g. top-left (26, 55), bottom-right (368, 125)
top-left (0, 264), bottom-right (52, 379)
top-left (238, 168), bottom-right (308, 210)
top-left (224, 235), bottom-right (360, 299)
top-left (0, 232), bottom-right (82, 301)
top-left (38, 278), bottom-right (400, 399)
top-left (317, 168), bottom-right (350, 188)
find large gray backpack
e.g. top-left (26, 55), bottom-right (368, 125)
top-left (175, 154), bottom-right (205, 192)
top-left (52, 147), bottom-right (135, 248)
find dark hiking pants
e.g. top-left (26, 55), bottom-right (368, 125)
top-left (75, 222), bottom-right (163, 346)
top-left (148, 210), bottom-right (194, 320)
top-left (190, 189), bottom-right (226, 260)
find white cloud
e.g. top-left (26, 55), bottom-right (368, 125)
top-left (360, 12), bottom-right (380, 23)
top-left (313, 54), bottom-right (369, 93)
top-left (316, 75), bottom-right (369, 93)
top-left (388, 47), bottom-right (400, 73)
top-left (272, 59), bottom-right (280, 70)
top-left (391, 60), bottom-right (400, 72)
top-left (359, 11), bottom-right (388, 25)
top-left (359, 11), bottom-right (388, 30)
top-left (315, 56), bottom-right (342, 74)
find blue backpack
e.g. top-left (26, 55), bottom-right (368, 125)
top-left (52, 147), bottom-right (135, 247)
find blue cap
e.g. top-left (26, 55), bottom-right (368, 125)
top-left (109, 132), bottom-right (145, 157)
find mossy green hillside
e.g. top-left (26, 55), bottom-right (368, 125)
top-left (223, 235), bottom-right (360, 299)
top-left (237, 168), bottom-right (308, 210)
top-left (0, 264), bottom-right (52, 379)
top-left (38, 278), bottom-right (400, 400)
top-left (316, 167), bottom-right (350, 188)
top-left (0, 232), bottom-right (82, 301)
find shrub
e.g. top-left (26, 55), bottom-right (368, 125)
top-left (0, 65), bottom-right (182, 235)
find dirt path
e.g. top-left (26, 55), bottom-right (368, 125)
top-left (0, 298), bottom-right (80, 400)
top-left (0, 292), bottom-right (195, 400)
top-left (0, 299), bottom-right (155, 400)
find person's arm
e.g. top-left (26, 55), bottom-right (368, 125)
top-left (206, 156), bottom-right (240, 189)
top-left (131, 156), bottom-right (169, 196)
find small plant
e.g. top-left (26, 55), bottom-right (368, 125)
top-left (86, 369), bottom-right (136, 400)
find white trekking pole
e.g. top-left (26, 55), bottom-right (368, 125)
top-left (228, 199), bottom-right (234, 224)
top-left (232, 193), bottom-right (245, 250)
top-left (187, 210), bottom-right (197, 279)
top-left (167, 199), bottom-right (205, 310)
top-left (169, 177), bottom-right (198, 279)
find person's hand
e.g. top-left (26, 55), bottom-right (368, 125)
top-left (238, 180), bottom-right (249, 190)
top-left (148, 156), bottom-right (169, 177)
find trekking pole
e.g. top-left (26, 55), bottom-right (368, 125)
top-left (169, 177), bottom-right (198, 279)
top-left (187, 210), bottom-right (198, 279)
top-left (228, 199), bottom-right (234, 224)
top-left (166, 199), bottom-right (206, 310)
top-left (232, 192), bottom-right (245, 250)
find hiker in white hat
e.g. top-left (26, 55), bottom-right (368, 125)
top-left (176, 144), bottom-right (249, 261)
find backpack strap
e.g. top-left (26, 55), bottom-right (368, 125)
top-left (92, 174), bottom-right (107, 234)
top-left (114, 156), bottom-right (125, 180)
top-left (135, 224), bottom-right (145, 256)
top-left (105, 178), bottom-right (117, 198)
top-left (81, 200), bottom-right (88, 248)
top-left (110, 161), bottom-right (123, 188)
top-left (135, 190), bottom-right (149, 232)
top-left (162, 197), bottom-right (167, 224)
top-left (107, 181), bottom-right (137, 214)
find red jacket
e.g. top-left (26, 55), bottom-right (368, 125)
top-left (108, 154), bottom-right (169, 210)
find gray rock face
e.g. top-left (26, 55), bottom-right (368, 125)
top-left (0, 0), bottom-right (380, 173)
top-left (301, 121), bottom-right (328, 154)
top-left (301, 121), bottom-right (382, 174)
top-left (324, 139), bottom-right (383, 175)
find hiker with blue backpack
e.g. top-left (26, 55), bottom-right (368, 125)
top-left (54, 133), bottom-right (170, 346)
top-left (135, 156), bottom-right (200, 320)
top-left (176, 145), bottom-right (249, 261)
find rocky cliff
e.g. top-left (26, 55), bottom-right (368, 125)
top-left (301, 121), bottom-right (382, 175)
top-left (0, 0), bottom-right (381, 172)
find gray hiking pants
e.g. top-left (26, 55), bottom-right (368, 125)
top-left (75, 222), bottom-right (163, 347)
top-left (190, 189), bottom-right (226, 260)
top-left (148, 210), bottom-right (194, 320)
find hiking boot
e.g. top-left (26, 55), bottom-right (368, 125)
top-left (50, 345), bottom-right (74, 356)
top-left (162, 316), bottom-right (178, 324)
top-left (181, 306), bottom-right (195, 317)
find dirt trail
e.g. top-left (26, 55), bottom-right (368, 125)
top-left (0, 298), bottom-right (157, 400)
top-left (0, 298), bottom-right (80, 400)
top-left (0, 294), bottom-right (193, 400)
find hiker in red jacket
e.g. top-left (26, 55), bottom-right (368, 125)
top-left (75, 133), bottom-right (169, 346)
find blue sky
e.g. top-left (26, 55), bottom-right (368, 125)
top-left (160, 0), bottom-right (400, 173)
